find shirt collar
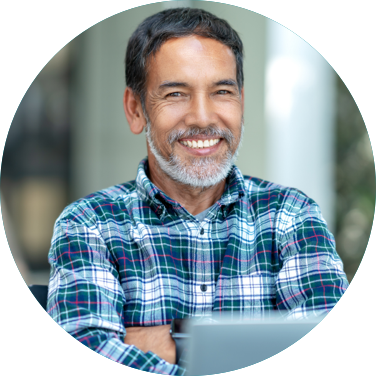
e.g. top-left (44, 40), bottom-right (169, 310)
top-left (135, 157), bottom-right (246, 212)
top-left (135, 158), bottom-right (162, 207)
top-left (218, 163), bottom-right (246, 206)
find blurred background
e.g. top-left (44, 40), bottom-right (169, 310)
top-left (1, 0), bottom-right (374, 285)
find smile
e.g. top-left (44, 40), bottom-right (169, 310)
top-left (179, 138), bottom-right (221, 149)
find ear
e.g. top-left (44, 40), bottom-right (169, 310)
top-left (123, 87), bottom-right (147, 135)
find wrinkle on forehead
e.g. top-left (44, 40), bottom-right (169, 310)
top-left (158, 35), bottom-right (235, 63)
top-left (146, 35), bottom-right (237, 89)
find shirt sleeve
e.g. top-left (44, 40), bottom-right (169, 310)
top-left (275, 197), bottom-right (349, 318)
top-left (47, 207), bottom-right (185, 375)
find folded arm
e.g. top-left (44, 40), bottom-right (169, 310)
top-left (275, 198), bottom-right (349, 318)
top-left (47, 212), bottom-right (182, 374)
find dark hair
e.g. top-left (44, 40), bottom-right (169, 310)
top-left (125, 7), bottom-right (244, 106)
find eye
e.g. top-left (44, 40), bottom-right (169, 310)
top-left (166, 92), bottom-right (182, 97)
top-left (217, 90), bottom-right (231, 95)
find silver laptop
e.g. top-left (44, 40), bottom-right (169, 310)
top-left (185, 314), bottom-right (324, 375)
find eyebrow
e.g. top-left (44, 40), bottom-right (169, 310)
top-left (157, 79), bottom-right (239, 93)
top-left (159, 81), bottom-right (189, 90)
top-left (214, 79), bottom-right (237, 87)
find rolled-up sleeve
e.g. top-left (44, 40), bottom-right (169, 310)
top-left (47, 207), bottom-right (185, 375)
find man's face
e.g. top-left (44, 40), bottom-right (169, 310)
top-left (144, 35), bottom-right (244, 188)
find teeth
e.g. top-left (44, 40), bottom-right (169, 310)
top-left (180, 139), bottom-right (220, 149)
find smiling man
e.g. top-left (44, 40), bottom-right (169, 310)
top-left (47, 7), bottom-right (349, 375)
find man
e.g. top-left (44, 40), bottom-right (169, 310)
top-left (47, 7), bottom-right (349, 375)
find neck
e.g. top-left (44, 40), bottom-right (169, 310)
top-left (147, 151), bottom-right (226, 216)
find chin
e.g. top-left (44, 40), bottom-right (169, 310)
top-left (159, 153), bottom-right (235, 189)
top-left (146, 125), bottom-right (241, 188)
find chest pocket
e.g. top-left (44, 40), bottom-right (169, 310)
top-left (213, 273), bottom-right (276, 316)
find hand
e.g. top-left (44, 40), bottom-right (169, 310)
top-left (124, 324), bottom-right (176, 364)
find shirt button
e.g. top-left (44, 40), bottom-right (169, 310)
top-left (200, 228), bottom-right (204, 235)
top-left (200, 284), bottom-right (207, 292)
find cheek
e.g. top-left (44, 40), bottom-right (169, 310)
top-left (151, 125), bottom-right (175, 156)
top-left (150, 100), bottom-right (185, 125)
top-left (221, 113), bottom-right (243, 135)
top-left (215, 100), bottom-right (242, 122)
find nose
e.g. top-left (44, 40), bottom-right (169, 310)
top-left (185, 93), bottom-right (217, 128)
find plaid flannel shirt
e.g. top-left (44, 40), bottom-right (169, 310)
top-left (47, 158), bottom-right (349, 374)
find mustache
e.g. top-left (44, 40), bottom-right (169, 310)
top-left (167, 126), bottom-right (236, 146)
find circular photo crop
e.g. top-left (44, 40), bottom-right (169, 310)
top-left (1, 1), bottom-right (374, 375)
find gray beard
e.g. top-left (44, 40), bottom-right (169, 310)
top-left (145, 120), bottom-right (244, 189)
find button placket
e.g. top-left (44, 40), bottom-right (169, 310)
top-left (196, 222), bottom-right (208, 313)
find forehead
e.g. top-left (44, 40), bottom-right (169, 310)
top-left (146, 35), bottom-right (237, 87)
